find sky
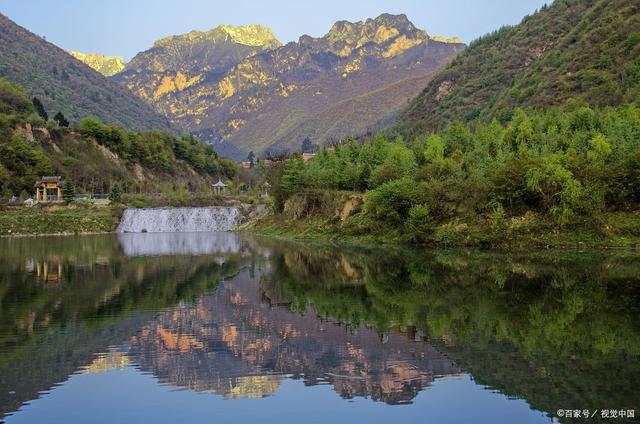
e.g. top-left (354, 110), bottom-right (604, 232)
top-left (0, 0), bottom-right (549, 61)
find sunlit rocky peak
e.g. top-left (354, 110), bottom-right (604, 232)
top-left (325, 13), bottom-right (428, 57)
top-left (70, 51), bottom-right (126, 76)
top-left (431, 35), bottom-right (464, 44)
top-left (112, 13), bottom-right (465, 157)
top-left (217, 24), bottom-right (282, 48)
top-left (153, 24), bottom-right (281, 50)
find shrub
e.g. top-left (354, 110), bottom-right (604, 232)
top-left (434, 222), bottom-right (470, 246)
top-left (109, 183), bottom-right (122, 203)
top-left (121, 193), bottom-right (150, 208)
top-left (364, 177), bottom-right (422, 225)
top-left (405, 204), bottom-right (435, 242)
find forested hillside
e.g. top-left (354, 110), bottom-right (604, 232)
top-left (0, 78), bottom-right (236, 200)
top-left (0, 14), bottom-right (171, 131)
top-left (265, 104), bottom-right (640, 246)
top-left (396, 0), bottom-right (640, 135)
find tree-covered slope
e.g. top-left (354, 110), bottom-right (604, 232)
top-left (0, 14), bottom-right (170, 131)
top-left (397, 0), bottom-right (640, 135)
top-left (0, 78), bottom-right (235, 199)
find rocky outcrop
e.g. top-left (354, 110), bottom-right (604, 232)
top-left (70, 51), bottom-right (126, 76)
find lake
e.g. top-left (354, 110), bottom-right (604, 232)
top-left (0, 233), bottom-right (638, 423)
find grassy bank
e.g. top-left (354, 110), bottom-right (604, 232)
top-left (249, 210), bottom-right (640, 249)
top-left (0, 204), bottom-right (123, 236)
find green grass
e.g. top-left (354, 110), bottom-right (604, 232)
top-left (250, 211), bottom-right (640, 249)
top-left (0, 205), bottom-right (123, 236)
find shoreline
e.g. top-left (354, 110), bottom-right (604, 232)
top-left (3, 227), bottom-right (639, 252)
top-left (2, 205), bottom-right (639, 251)
top-left (247, 213), bottom-right (640, 251)
top-left (247, 228), bottom-right (640, 251)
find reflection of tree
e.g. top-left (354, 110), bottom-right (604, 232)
top-left (1, 235), bottom-right (639, 422)
top-left (0, 235), bottom-right (245, 419)
top-left (130, 273), bottom-right (459, 404)
top-left (262, 242), bottom-right (640, 421)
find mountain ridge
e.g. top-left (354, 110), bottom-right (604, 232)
top-left (112, 13), bottom-right (464, 157)
top-left (396, 0), bottom-right (640, 135)
top-left (153, 24), bottom-right (282, 49)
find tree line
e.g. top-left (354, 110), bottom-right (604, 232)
top-left (0, 77), bottom-right (237, 198)
top-left (272, 103), bottom-right (640, 242)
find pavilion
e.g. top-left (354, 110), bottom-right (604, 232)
top-left (213, 179), bottom-right (228, 195)
top-left (34, 176), bottom-right (63, 202)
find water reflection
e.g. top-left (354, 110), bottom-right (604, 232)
top-left (130, 273), bottom-right (460, 403)
top-left (117, 232), bottom-right (242, 257)
top-left (0, 234), bottom-right (638, 423)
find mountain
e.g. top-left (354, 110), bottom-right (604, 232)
top-left (114, 24), bottom-right (281, 105)
top-left (113, 15), bottom-right (464, 157)
top-left (70, 51), bottom-right (126, 76)
top-left (0, 14), bottom-right (170, 131)
top-left (396, 0), bottom-right (640, 135)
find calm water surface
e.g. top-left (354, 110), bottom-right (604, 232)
top-left (0, 233), bottom-right (638, 423)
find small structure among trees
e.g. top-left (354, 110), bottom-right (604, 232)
top-left (34, 176), bottom-right (63, 202)
top-left (302, 152), bottom-right (317, 162)
top-left (261, 181), bottom-right (271, 197)
top-left (213, 179), bottom-right (228, 195)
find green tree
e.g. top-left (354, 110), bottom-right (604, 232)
top-left (53, 112), bottom-right (69, 127)
top-left (80, 117), bottom-right (108, 140)
top-left (364, 177), bottom-right (422, 225)
top-left (526, 155), bottom-right (584, 225)
top-left (62, 180), bottom-right (76, 203)
top-left (109, 183), bottom-right (122, 203)
top-left (32, 97), bottom-right (48, 122)
top-left (369, 144), bottom-right (417, 187)
top-left (280, 158), bottom-right (305, 196)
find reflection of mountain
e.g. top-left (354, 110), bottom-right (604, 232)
top-left (1, 234), bottom-right (639, 422)
top-left (117, 232), bottom-right (242, 257)
top-left (130, 271), bottom-right (459, 404)
top-left (260, 241), bottom-right (640, 422)
top-left (0, 234), bottom-right (247, 419)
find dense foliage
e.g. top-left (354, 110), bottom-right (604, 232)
top-left (274, 104), bottom-right (640, 242)
top-left (79, 118), bottom-right (236, 177)
top-left (0, 78), bottom-right (236, 198)
top-left (0, 79), bottom-right (52, 196)
top-left (260, 241), bottom-right (640, 416)
top-left (397, 0), bottom-right (640, 135)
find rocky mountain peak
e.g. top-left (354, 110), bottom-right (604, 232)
top-left (216, 24), bottom-right (281, 48)
top-left (70, 51), bottom-right (126, 76)
top-left (153, 24), bottom-right (281, 50)
top-left (112, 13), bottom-right (465, 157)
top-left (325, 13), bottom-right (427, 58)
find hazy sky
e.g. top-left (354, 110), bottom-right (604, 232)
top-left (1, 0), bottom-right (549, 61)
